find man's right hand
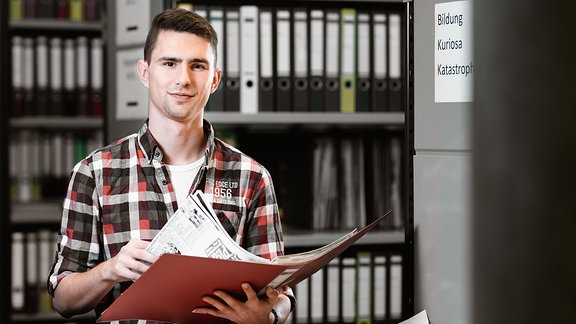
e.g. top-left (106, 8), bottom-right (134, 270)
top-left (103, 238), bottom-right (160, 282)
top-left (53, 238), bottom-right (159, 317)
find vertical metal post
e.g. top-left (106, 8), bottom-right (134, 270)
top-left (0, 1), bottom-right (11, 322)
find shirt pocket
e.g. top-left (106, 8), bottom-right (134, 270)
top-left (213, 203), bottom-right (242, 240)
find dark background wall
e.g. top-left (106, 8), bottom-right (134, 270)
top-left (473, 2), bottom-right (576, 323)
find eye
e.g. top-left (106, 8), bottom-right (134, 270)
top-left (165, 61), bottom-right (175, 67)
top-left (191, 63), bottom-right (207, 70)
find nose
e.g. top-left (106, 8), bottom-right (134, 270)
top-left (175, 65), bottom-right (192, 86)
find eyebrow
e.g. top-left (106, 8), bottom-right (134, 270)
top-left (157, 56), bottom-right (210, 65)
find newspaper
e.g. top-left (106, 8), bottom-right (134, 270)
top-left (146, 191), bottom-right (268, 264)
top-left (146, 190), bottom-right (383, 292)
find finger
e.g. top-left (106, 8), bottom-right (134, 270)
top-left (112, 254), bottom-right (149, 279)
top-left (202, 295), bottom-right (229, 312)
top-left (278, 285), bottom-right (290, 295)
top-left (126, 238), bottom-right (150, 248)
top-left (133, 249), bottom-right (158, 265)
top-left (241, 283), bottom-right (258, 301)
top-left (128, 257), bottom-right (150, 275)
top-left (265, 286), bottom-right (279, 303)
top-left (192, 306), bottom-right (224, 318)
top-left (111, 257), bottom-right (142, 281)
top-left (210, 289), bottom-right (242, 309)
top-left (119, 240), bottom-right (158, 266)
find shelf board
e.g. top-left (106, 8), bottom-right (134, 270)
top-left (205, 112), bottom-right (405, 126)
top-left (10, 116), bottom-right (104, 129)
top-left (284, 230), bottom-right (404, 247)
top-left (11, 310), bottom-right (95, 322)
top-left (12, 203), bottom-right (404, 246)
top-left (11, 202), bottom-right (62, 224)
top-left (9, 113), bottom-right (402, 129)
top-left (9, 19), bottom-right (101, 31)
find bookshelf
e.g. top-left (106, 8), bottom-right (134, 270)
top-left (1, 0), bottom-right (415, 323)
top-left (3, 0), bottom-right (106, 323)
top-left (158, 1), bottom-right (413, 323)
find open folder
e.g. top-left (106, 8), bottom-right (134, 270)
top-left (98, 193), bottom-right (390, 323)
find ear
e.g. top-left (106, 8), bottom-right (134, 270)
top-left (137, 59), bottom-right (150, 88)
top-left (210, 67), bottom-right (222, 94)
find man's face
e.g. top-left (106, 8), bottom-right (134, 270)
top-left (138, 30), bottom-right (220, 122)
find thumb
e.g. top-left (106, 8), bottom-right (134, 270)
top-left (265, 286), bottom-right (279, 302)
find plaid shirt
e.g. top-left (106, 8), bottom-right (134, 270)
top-left (48, 120), bottom-right (284, 318)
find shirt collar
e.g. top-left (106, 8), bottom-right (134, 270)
top-left (137, 119), bottom-right (216, 165)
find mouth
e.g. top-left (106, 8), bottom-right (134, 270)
top-left (169, 92), bottom-right (194, 101)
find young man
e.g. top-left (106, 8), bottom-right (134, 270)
top-left (48, 8), bottom-right (294, 324)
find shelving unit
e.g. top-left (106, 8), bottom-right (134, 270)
top-left (4, 1), bottom-right (107, 323)
top-left (158, 2), bottom-right (413, 323)
top-left (1, 0), bottom-right (415, 323)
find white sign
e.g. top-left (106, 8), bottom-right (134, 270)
top-left (435, 1), bottom-right (473, 103)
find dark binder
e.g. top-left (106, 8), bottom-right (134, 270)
top-left (224, 7), bottom-right (240, 111)
top-left (24, 0), bottom-right (35, 18)
top-left (323, 9), bottom-right (340, 112)
top-left (371, 11), bottom-right (388, 112)
top-left (275, 8), bottom-right (292, 112)
top-left (36, 0), bottom-right (55, 18)
top-left (367, 137), bottom-right (392, 229)
top-left (25, 232), bottom-right (38, 313)
top-left (56, 0), bottom-right (69, 19)
top-left (388, 12), bottom-right (403, 111)
top-left (207, 6), bottom-right (225, 111)
top-left (292, 8), bottom-right (309, 111)
top-left (308, 9), bottom-right (324, 112)
top-left (258, 7), bottom-right (275, 112)
top-left (84, 0), bottom-right (101, 21)
top-left (90, 38), bottom-right (104, 116)
top-left (35, 36), bottom-right (49, 116)
top-left (192, 5), bottom-right (208, 19)
top-left (356, 11), bottom-right (372, 112)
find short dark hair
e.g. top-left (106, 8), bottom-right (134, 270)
top-left (144, 8), bottom-right (218, 66)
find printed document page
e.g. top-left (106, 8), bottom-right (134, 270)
top-left (146, 191), bottom-right (267, 263)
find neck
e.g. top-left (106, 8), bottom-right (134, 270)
top-left (148, 116), bottom-right (206, 166)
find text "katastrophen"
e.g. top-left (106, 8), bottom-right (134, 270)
top-left (437, 62), bottom-right (474, 77)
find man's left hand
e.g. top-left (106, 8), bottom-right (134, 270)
top-left (193, 283), bottom-right (279, 324)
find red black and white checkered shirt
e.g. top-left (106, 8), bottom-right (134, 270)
top-left (48, 120), bottom-right (284, 316)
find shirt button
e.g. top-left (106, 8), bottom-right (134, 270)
top-left (162, 180), bottom-right (168, 185)
top-left (154, 151), bottom-right (160, 157)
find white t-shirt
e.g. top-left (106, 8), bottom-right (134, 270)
top-left (166, 157), bottom-right (205, 207)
